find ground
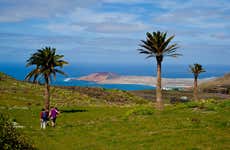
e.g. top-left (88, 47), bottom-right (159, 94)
top-left (0, 72), bottom-right (230, 150)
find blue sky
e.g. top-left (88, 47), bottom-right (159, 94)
top-left (0, 0), bottom-right (230, 65)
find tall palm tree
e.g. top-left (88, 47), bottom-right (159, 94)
top-left (25, 47), bottom-right (68, 110)
top-left (189, 63), bottom-right (205, 101)
top-left (138, 31), bottom-right (180, 109)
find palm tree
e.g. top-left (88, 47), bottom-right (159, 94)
top-left (138, 31), bottom-right (180, 109)
top-left (189, 63), bottom-right (205, 101)
top-left (25, 47), bottom-right (68, 110)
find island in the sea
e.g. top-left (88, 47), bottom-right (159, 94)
top-left (65, 72), bottom-right (213, 88)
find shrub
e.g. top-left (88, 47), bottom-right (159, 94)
top-left (218, 100), bottom-right (230, 108)
top-left (124, 107), bottom-right (154, 118)
top-left (0, 114), bottom-right (36, 150)
top-left (184, 99), bottom-right (219, 111)
top-left (203, 102), bottom-right (218, 111)
top-left (185, 101), bottom-right (199, 108)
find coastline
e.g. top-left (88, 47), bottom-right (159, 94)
top-left (69, 75), bottom-right (214, 88)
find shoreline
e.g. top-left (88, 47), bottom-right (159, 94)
top-left (67, 75), bottom-right (214, 88)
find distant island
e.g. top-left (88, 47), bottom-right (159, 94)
top-left (65, 72), bottom-right (213, 88)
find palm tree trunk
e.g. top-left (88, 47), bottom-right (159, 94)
top-left (156, 60), bottom-right (163, 110)
top-left (44, 80), bottom-right (50, 110)
top-left (44, 83), bottom-right (50, 110)
top-left (193, 76), bottom-right (198, 101)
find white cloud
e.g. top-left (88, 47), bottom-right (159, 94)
top-left (86, 22), bottom-right (149, 33)
top-left (45, 7), bottom-right (150, 33)
top-left (210, 33), bottom-right (230, 40)
top-left (1, 0), bottom-right (230, 65)
top-left (0, 0), bottom-right (150, 33)
top-left (151, 0), bottom-right (230, 44)
top-left (154, 0), bottom-right (230, 29)
top-left (46, 24), bottom-right (86, 34)
top-left (70, 7), bottom-right (137, 24)
top-left (0, 0), bottom-right (99, 22)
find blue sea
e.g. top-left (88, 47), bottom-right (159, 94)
top-left (0, 63), bottom-right (229, 91)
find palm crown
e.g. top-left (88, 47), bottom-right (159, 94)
top-left (138, 31), bottom-right (180, 61)
top-left (25, 47), bottom-right (68, 84)
top-left (189, 63), bottom-right (206, 77)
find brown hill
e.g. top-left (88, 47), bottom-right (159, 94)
top-left (200, 73), bottom-right (230, 94)
top-left (77, 72), bottom-right (119, 82)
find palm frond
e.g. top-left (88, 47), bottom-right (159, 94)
top-left (25, 68), bottom-right (41, 81)
top-left (25, 47), bottom-right (68, 84)
top-left (165, 53), bottom-right (182, 57)
top-left (146, 54), bottom-right (156, 59)
top-left (189, 63), bottom-right (205, 76)
top-left (54, 69), bottom-right (68, 76)
top-left (138, 31), bottom-right (180, 61)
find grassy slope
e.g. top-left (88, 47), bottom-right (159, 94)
top-left (0, 72), bottom-right (230, 150)
top-left (0, 72), bottom-right (147, 107)
top-left (131, 89), bottom-right (230, 102)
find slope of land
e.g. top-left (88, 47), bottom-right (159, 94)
top-left (131, 89), bottom-right (230, 101)
top-left (1, 72), bottom-right (230, 149)
top-left (0, 72), bottom-right (147, 107)
top-left (200, 73), bottom-right (230, 94)
top-left (74, 72), bottom-right (212, 88)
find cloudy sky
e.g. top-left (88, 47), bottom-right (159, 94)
top-left (0, 0), bottom-right (230, 65)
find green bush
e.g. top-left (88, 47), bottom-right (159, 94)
top-left (184, 99), bottom-right (219, 111)
top-left (218, 100), bottom-right (230, 108)
top-left (203, 102), bottom-right (218, 111)
top-left (0, 114), bottom-right (36, 150)
top-left (124, 107), bottom-right (154, 118)
top-left (185, 101), bottom-right (200, 108)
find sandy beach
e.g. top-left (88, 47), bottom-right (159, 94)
top-left (98, 76), bottom-right (210, 88)
top-left (75, 73), bottom-right (213, 88)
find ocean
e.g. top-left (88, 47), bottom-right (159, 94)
top-left (0, 63), bottom-right (229, 90)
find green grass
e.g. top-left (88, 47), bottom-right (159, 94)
top-left (1, 72), bottom-right (230, 149)
top-left (1, 104), bottom-right (230, 150)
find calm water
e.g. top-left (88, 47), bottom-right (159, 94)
top-left (0, 63), bottom-right (229, 90)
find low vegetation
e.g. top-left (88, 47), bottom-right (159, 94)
top-left (131, 89), bottom-right (230, 102)
top-left (0, 72), bottom-right (147, 107)
top-left (1, 72), bottom-right (230, 149)
top-left (0, 114), bottom-right (36, 150)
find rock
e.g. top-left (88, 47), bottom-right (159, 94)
top-left (9, 106), bottom-right (29, 110)
top-left (12, 122), bottom-right (25, 128)
top-left (180, 96), bottom-right (189, 102)
top-left (170, 96), bottom-right (189, 104)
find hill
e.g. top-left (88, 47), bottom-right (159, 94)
top-left (0, 72), bottom-right (147, 107)
top-left (0, 72), bottom-right (230, 149)
top-left (1, 72), bottom-right (229, 108)
top-left (74, 72), bottom-right (211, 88)
top-left (200, 73), bottom-right (230, 94)
top-left (77, 72), bottom-right (120, 82)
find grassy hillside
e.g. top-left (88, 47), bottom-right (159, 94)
top-left (131, 89), bottom-right (230, 102)
top-left (0, 72), bottom-right (147, 107)
top-left (0, 72), bottom-right (230, 150)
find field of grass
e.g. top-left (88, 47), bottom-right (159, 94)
top-left (1, 72), bottom-right (230, 150)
